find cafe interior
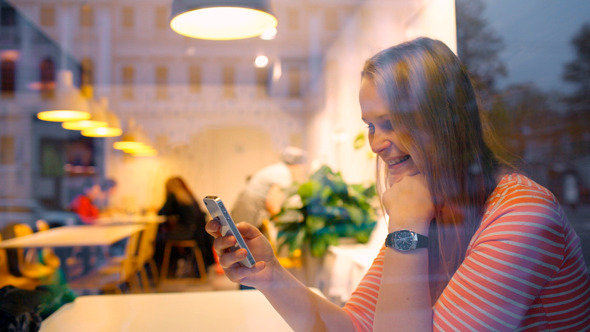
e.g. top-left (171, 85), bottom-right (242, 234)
top-left (0, 0), bottom-right (457, 330)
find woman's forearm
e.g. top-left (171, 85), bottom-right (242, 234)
top-left (258, 261), bottom-right (355, 332)
top-left (373, 248), bottom-right (432, 332)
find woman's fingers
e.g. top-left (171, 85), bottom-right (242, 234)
top-left (213, 232), bottom-right (237, 253)
top-left (218, 247), bottom-right (247, 268)
top-left (205, 218), bottom-right (221, 237)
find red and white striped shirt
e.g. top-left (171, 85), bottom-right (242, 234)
top-left (343, 173), bottom-right (590, 331)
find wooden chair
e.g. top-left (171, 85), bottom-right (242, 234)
top-left (0, 234), bottom-right (39, 290)
top-left (135, 223), bottom-right (159, 291)
top-left (159, 238), bottom-right (207, 287)
top-left (35, 220), bottom-right (61, 269)
top-left (68, 231), bottom-right (142, 295)
top-left (102, 223), bottom-right (159, 291)
top-left (12, 223), bottom-right (56, 282)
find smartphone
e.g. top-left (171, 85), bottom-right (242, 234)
top-left (203, 195), bottom-right (256, 268)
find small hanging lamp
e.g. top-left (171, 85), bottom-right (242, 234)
top-left (37, 70), bottom-right (91, 122)
top-left (169, 0), bottom-right (277, 40)
top-left (113, 119), bottom-right (148, 151)
top-left (61, 99), bottom-right (108, 130)
top-left (81, 98), bottom-right (122, 137)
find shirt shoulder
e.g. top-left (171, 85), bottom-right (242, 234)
top-left (469, 173), bottom-right (567, 254)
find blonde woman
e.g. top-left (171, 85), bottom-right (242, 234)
top-left (207, 38), bottom-right (590, 331)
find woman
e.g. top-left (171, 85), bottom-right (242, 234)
top-left (206, 38), bottom-right (590, 331)
top-left (158, 177), bottom-right (215, 272)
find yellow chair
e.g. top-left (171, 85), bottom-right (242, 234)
top-left (105, 223), bottom-right (159, 291)
top-left (159, 238), bottom-right (207, 286)
top-left (12, 223), bottom-right (55, 282)
top-left (135, 223), bottom-right (159, 291)
top-left (35, 220), bottom-right (61, 269)
top-left (0, 234), bottom-right (39, 290)
top-left (68, 231), bottom-right (142, 294)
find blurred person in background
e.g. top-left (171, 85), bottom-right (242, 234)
top-left (65, 178), bottom-right (104, 275)
top-left (68, 178), bottom-right (102, 225)
top-left (96, 178), bottom-right (118, 215)
top-left (231, 146), bottom-right (307, 239)
top-left (157, 176), bottom-right (215, 277)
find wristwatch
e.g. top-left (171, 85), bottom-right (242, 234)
top-left (385, 229), bottom-right (429, 252)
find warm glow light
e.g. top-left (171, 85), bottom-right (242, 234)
top-left (260, 27), bottom-right (277, 40)
top-left (170, 7), bottom-right (277, 40)
top-left (62, 119), bottom-right (108, 130)
top-left (37, 110), bottom-right (90, 122)
top-left (254, 55), bottom-right (269, 68)
top-left (113, 141), bottom-right (146, 150)
top-left (81, 127), bottom-right (123, 137)
top-left (127, 145), bottom-right (158, 157)
top-left (272, 60), bottom-right (282, 82)
top-left (0, 50), bottom-right (20, 61)
top-left (37, 70), bottom-right (91, 122)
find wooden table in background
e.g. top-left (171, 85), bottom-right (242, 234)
top-left (0, 224), bottom-right (144, 249)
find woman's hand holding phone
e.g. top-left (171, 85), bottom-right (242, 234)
top-left (205, 211), bottom-right (279, 289)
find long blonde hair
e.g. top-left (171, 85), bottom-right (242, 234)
top-left (165, 176), bottom-right (196, 206)
top-left (362, 38), bottom-right (509, 303)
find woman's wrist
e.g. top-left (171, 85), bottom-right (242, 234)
top-left (387, 216), bottom-right (431, 235)
top-left (257, 258), bottom-right (300, 292)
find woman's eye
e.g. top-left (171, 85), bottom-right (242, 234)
top-left (367, 124), bottom-right (375, 134)
top-left (383, 121), bottom-right (393, 131)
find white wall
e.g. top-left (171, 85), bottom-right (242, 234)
top-left (306, 0), bottom-right (457, 185)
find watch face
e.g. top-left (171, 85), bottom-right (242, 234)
top-left (394, 230), bottom-right (416, 251)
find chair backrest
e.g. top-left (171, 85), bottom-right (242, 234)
top-left (36, 219), bottom-right (50, 232)
top-left (120, 231), bottom-right (141, 281)
top-left (13, 223), bottom-right (33, 237)
top-left (12, 224), bottom-right (33, 264)
top-left (35, 219), bottom-right (60, 267)
top-left (137, 223), bottom-right (158, 264)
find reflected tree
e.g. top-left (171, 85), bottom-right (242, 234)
top-left (563, 23), bottom-right (590, 157)
top-left (455, 0), bottom-right (507, 107)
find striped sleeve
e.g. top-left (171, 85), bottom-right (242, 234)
top-left (342, 246), bottom-right (385, 331)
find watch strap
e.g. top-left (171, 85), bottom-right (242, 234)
top-left (415, 232), bottom-right (428, 248)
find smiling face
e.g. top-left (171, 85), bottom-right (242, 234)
top-left (360, 77), bottom-right (419, 185)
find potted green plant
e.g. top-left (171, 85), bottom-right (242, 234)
top-left (273, 165), bottom-right (378, 258)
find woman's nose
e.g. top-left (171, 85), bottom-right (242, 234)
top-left (370, 131), bottom-right (391, 154)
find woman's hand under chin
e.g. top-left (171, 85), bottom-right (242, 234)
top-left (382, 173), bottom-right (434, 234)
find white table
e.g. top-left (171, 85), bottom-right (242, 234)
top-left (40, 290), bottom-right (295, 332)
top-left (0, 224), bottom-right (144, 248)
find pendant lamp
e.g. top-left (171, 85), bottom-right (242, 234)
top-left (62, 99), bottom-right (108, 130)
top-left (81, 98), bottom-right (122, 137)
top-left (129, 145), bottom-right (158, 157)
top-left (113, 119), bottom-right (148, 151)
top-left (37, 70), bottom-right (91, 122)
top-left (169, 0), bottom-right (277, 40)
